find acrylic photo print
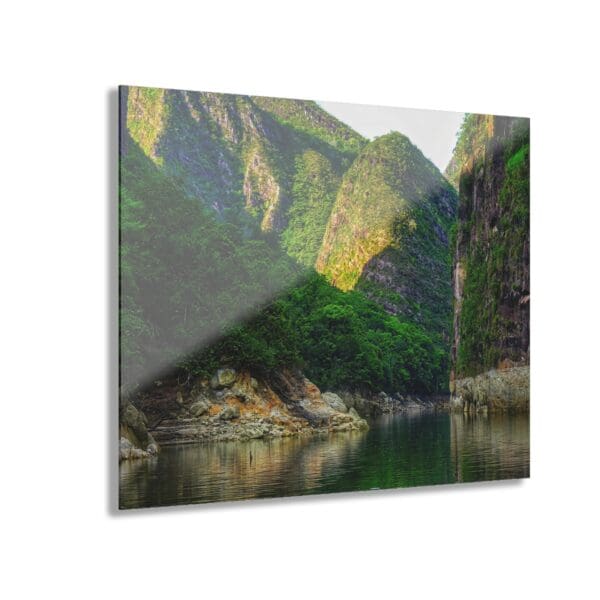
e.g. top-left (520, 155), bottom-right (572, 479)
top-left (119, 86), bottom-right (530, 508)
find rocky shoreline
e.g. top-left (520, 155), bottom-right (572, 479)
top-left (119, 400), bottom-right (159, 460)
top-left (119, 368), bottom-right (448, 460)
top-left (339, 390), bottom-right (448, 418)
top-left (449, 366), bottom-right (529, 413)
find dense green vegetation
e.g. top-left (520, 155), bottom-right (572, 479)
top-left (453, 119), bottom-right (530, 377)
top-left (281, 274), bottom-right (447, 392)
top-left (194, 272), bottom-right (447, 393)
top-left (121, 130), bottom-right (449, 395)
top-left (120, 138), bottom-right (302, 390)
top-left (281, 150), bottom-right (341, 267)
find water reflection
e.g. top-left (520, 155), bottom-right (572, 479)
top-left (119, 411), bottom-right (529, 508)
top-left (450, 412), bottom-right (530, 483)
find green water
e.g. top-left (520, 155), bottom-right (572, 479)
top-left (119, 411), bottom-right (529, 509)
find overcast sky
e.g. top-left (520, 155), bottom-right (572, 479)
top-left (318, 101), bottom-right (464, 172)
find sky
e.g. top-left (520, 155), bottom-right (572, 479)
top-left (318, 101), bottom-right (464, 172)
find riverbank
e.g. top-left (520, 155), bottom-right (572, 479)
top-left (119, 368), bottom-right (449, 460)
top-left (119, 410), bottom-right (530, 508)
top-left (340, 390), bottom-right (449, 418)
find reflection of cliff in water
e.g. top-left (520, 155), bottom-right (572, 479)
top-left (119, 411), bottom-right (530, 508)
top-left (450, 412), bottom-right (530, 483)
top-left (119, 430), bottom-right (366, 507)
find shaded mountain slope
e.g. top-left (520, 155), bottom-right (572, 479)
top-left (119, 126), bottom-right (305, 391)
top-left (316, 132), bottom-right (457, 340)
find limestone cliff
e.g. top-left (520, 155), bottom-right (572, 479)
top-left (448, 115), bottom-right (530, 411)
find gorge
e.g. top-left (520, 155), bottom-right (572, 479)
top-left (118, 86), bottom-right (529, 503)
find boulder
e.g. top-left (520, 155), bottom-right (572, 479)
top-left (451, 366), bottom-right (529, 412)
top-left (120, 401), bottom-right (151, 446)
top-left (322, 392), bottom-right (348, 413)
top-left (348, 407), bottom-right (369, 430)
top-left (219, 405), bottom-right (240, 420)
top-left (119, 401), bottom-right (159, 459)
top-left (119, 436), bottom-right (158, 461)
top-left (119, 437), bottom-right (134, 461)
top-left (210, 368), bottom-right (237, 390)
top-left (189, 399), bottom-right (210, 417)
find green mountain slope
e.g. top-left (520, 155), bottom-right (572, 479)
top-left (121, 87), bottom-right (458, 396)
top-left (316, 132), bottom-right (457, 340)
top-left (120, 124), bottom-right (447, 395)
top-left (123, 86), bottom-right (361, 261)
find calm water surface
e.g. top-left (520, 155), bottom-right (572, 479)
top-left (119, 411), bottom-right (529, 508)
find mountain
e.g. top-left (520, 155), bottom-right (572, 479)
top-left (119, 126), bottom-right (305, 391)
top-left (120, 86), bottom-right (458, 400)
top-left (251, 96), bottom-right (365, 155)
top-left (316, 132), bottom-right (457, 340)
top-left (448, 115), bottom-right (530, 411)
top-left (124, 86), bottom-right (365, 266)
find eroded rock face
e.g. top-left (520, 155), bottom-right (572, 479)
top-left (450, 366), bottom-right (529, 413)
top-left (338, 390), bottom-right (446, 418)
top-left (189, 399), bottom-right (210, 417)
top-left (119, 400), bottom-right (159, 460)
top-left (219, 405), bottom-right (240, 421)
top-left (448, 115), bottom-right (530, 411)
top-left (131, 368), bottom-right (369, 446)
top-left (321, 392), bottom-right (348, 413)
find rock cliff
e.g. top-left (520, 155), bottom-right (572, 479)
top-left (448, 115), bottom-right (530, 411)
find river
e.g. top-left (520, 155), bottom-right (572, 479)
top-left (119, 410), bottom-right (529, 509)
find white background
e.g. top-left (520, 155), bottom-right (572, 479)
top-left (2, 1), bottom-right (599, 598)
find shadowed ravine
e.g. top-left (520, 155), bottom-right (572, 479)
top-left (119, 411), bottom-right (529, 508)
